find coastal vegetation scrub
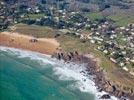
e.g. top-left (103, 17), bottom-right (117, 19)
top-left (12, 24), bottom-right (55, 38)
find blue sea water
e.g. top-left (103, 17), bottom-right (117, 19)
top-left (0, 46), bottom-right (118, 100)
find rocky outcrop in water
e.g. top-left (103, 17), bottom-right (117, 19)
top-left (100, 94), bottom-right (111, 99)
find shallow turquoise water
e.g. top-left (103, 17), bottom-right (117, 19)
top-left (0, 49), bottom-right (95, 100)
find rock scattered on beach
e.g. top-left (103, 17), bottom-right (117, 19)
top-left (100, 94), bottom-right (111, 99)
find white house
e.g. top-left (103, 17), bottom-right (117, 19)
top-left (123, 66), bottom-right (129, 71)
top-left (110, 58), bottom-right (117, 63)
top-left (103, 49), bottom-right (108, 54)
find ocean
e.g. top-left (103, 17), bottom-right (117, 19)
top-left (0, 46), bottom-right (118, 100)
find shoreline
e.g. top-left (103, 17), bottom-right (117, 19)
top-left (0, 32), bottom-right (134, 99)
top-left (0, 46), bottom-right (117, 100)
top-left (0, 45), bottom-right (118, 100)
top-left (52, 52), bottom-right (134, 100)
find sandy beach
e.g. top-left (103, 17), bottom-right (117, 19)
top-left (0, 32), bottom-right (60, 55)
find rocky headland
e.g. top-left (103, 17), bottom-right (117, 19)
top-left (52, 50), bottom-right (134, 100)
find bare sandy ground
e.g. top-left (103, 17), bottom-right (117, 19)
top-left (0, 32), bottom-right (60, 55)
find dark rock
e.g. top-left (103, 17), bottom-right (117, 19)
top-left (54, 34), bottom-right (60, 38)
top-left (112, 85), bottom-right (116, 92)
top-left (70, 52), bottom-right (74, 57)
top-left (67, 54), bottom-right (72, 60)
top-left (98, 88), bottom-right (103, 92)
top-left (100, 94), bottom-right (111, 99)
top-left (57, 53), bottom-right (61, 60)
top-left (61, 52), bottom-right (64, 57)
top-left (74, 51), bottom-right (79, 55)
top-left (83, 79), bottom-right (86, 82)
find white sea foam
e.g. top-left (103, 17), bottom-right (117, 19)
top-left (0, 46), bottom-right (55, 65)
top-left (52, 61), bottom-right (119, 100)
top-left (0, 46), bottom-right (120, 100)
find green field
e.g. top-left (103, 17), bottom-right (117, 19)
top-left (87, 11), bottom-right (134, 26)
top-left (87, 12), bottom-right (104, 21)
top-left (107, 14), bottom-right (134, 26)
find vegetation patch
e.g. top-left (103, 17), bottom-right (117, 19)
top-left (25, 13), bottom-right (46, 20)
top-left (12, 24), bottom-right (55, 38)
top-left (107, 14), bottom-right (134, 26)
top-left (87, 12), bottom-right (104, 21)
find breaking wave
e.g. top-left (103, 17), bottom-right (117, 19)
top-left (0, 46), bottom-right (119, 100)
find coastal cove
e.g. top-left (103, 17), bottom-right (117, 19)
top-left (0, 46), bottom-right (118, 100)
top-left (0, 31), bottom-right (134, 99)
top-left (1, 0), bottom-right (134, 99)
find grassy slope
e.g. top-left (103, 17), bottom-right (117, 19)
top-left (57, 34), bottom-right (134, 89)
top-left (107, 14), bottom-right (134, 26)
top-left (11, 24), bottom-right (134, 90)
top-left (87, 12), bottom-right (134, 26)
top-left (87, 9), bottom-right (134, 26)
top-left (86, 12), bottom-right (104, 21)
top-left (12, 23), bottom-right (55, 38)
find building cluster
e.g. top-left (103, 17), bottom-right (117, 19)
top-left (80, 21), bottom-right (134, 74)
